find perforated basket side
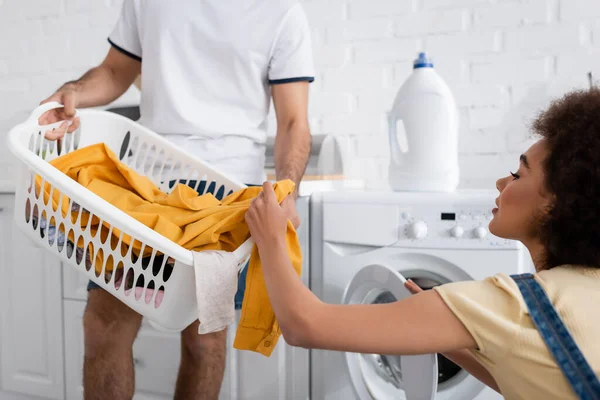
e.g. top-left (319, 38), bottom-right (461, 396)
top-left (13, 161), bottom-right (198, 330)
top-left (7, 108), bottom-right (253, 330)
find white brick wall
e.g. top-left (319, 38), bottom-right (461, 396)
top-left (471, 56), bottom-right (551, 85)
top-left (424, 0), bottom-right (491, 9)
top-left (424, 31), bottom-right (500, 55)
top-left (1, 0), bottom-right (599, 190)
top-left (472, 0), bottom-right (551, 29)
top-left (353, 38), bottom-right (418, 63)
top-left (394, 9), bottom-right (468, 36)
top-left (348, 0), bottom-right (414, 19)
top-left (327, 18), bottom-right (394, 42)
top-left (561, 0), bottom-right (600, 21)
top-left (504, 23), bottom-right (586, 52)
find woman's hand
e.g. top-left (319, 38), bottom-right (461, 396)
top-left (405, 279), bottom-right (423, 295)
top-left (245, 181), bottom-right (295, 248)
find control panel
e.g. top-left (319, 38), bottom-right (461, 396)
top-left (396, 204), bottom-right (519, 250)
top-left (318, 191), bottom-right (522, 251)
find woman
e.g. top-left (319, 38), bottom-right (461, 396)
top-left (245, 89), bottom-right (600, 399)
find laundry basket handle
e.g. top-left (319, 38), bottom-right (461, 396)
top-left (233, 237), bottom-right (255, 265)
top-left (28, 101), bottom-right (79, 126)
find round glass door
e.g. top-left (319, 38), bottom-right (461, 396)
top-left (342, 264), bottom-right (437, 400)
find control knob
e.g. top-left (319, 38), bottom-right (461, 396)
top-left (473, 226), bottom-right (488, 239)
top-left (407, 220), bottom-right (428, 239)
top-left (449, 226), bottom-right (464, 238)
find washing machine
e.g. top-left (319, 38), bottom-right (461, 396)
top-left (309, 190), bottom-right (533, 400)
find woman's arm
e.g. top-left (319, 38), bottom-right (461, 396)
top-left (443, 350), bottom-right (501, 393)
top-left (246, 182), bottom-right (502, 392)
top-left (405, 280), bottom-right (501, 393)
top-left (256, 235), bottom-right (474, 354)
top-left (247, 183), bottom-right (474, 356)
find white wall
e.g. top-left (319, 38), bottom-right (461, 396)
top-left (1, 0), bottom-right (599, 189)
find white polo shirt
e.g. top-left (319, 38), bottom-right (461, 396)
top-left (109, 0), bottom-right (315, 184)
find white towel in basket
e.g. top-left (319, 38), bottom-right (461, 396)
top-left (193, 250), bottom-right (240, 334)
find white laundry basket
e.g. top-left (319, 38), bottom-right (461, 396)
top-left (7, 102), bottom-right (255, 331)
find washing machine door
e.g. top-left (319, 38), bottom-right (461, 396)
top-left (343, 264), bottom-right (438, 400)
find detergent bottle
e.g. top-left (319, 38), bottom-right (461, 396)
top-left (388, 52), bottom-right (459, 192)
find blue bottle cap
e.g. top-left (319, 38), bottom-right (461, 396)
top-left (414, 52), bottom-right (434, 69)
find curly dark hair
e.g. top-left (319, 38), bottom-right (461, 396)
top-left (532, 88), bottom-right (600, 269)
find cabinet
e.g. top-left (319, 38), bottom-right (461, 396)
top-left (1, 193), bottom-right (310, 400)
top-left (0, 195), bottom-right (65, 399)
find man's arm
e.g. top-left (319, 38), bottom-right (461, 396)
top-left (40, 47), bottom-right (141, 138)
top-left (47, 47), bottom-right (140, 108)
top-left (272, 81), bottom-right (311, 199)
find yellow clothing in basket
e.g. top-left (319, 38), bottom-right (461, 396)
top-left (36, 143), bottom-right (301, 356)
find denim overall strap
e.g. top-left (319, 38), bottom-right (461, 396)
top-left (511, 273), bottom-right (600, 400)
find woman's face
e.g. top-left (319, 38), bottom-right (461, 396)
top-left (489, 139), bottom-right (552, 243)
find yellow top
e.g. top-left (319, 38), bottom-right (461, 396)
top-left (434, 266), bottom-right (600, 400)
top-left (37, 143), bottom-right (301, 356)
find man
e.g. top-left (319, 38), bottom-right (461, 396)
top-left (39, 1), bottom-right (313, 398)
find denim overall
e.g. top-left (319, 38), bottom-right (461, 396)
top-left (511, 273), bottom-right (600, 400)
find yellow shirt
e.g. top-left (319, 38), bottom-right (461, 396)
top-left (37, 143), bottom-right (301, 356)
top-left (434, 266), bottom-right (600, 400)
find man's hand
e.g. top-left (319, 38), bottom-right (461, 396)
top-left (246, 182), bottom-right (298, 248)
top-left (35, 46), bottom-right (143, 141)
top-left (39, 85), bottom-right (81, 140)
